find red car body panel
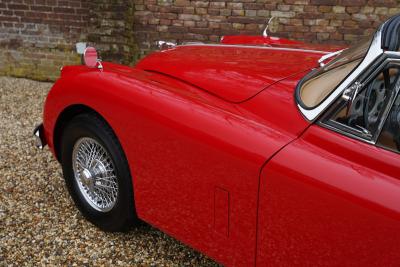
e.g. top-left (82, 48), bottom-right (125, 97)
top-left (44, 60), bottom-right (310, 266)
top-left (257, 125), bottom-right (400, 266)
top-left (41, 39), bottom-right (400, 266)
top-left (136, 45), bottom-right (323, 102)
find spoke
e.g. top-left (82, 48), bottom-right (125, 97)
top-left (95, 183), bottom-right (118, 190)
top-left (76, 159), bottom-right (86, 170)
top-left (87, 143), bottom-right (96, 166)
top-left (81, 142), bottom-right (92, 165)
top-left (97, 175), bottom-right (117, 180)
top-left (96, 178), bottom-right (118, 186)
top-left (73, 137), bottom-right (118, 212)
top-left (95, 185), bottom-right (114, 195)
top-left (94, 187), bottom-right (113, 203)
top-left (85, 141), bottom-right (95, 166)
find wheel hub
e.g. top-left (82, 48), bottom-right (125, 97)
top-left (72, 137), bottom-right (119, 212)
top-left (79, 159), bottom-right (108, 190)
top-left (80, 168), bottom-right (93, 187)
top-left (92, 159), bottom-right (107, 177)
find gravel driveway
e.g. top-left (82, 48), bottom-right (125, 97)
top-left (0, 77), bottom-right (219, 266)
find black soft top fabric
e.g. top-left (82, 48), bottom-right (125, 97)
top-left (382, 14), bottom-right (400, 51)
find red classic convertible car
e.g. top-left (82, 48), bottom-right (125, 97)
top-left (34, 15), bottom-right (400, 266)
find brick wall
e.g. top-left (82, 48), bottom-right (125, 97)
top-left (0, 0), bottom-right (137, 81)
top-left (87, 0), bottom-right (139, 65)
top-left (1, 0), bottom-right (399, 81)
top-left (0, 0), bottom-right (89, 80)
top-left (134, 0), bottom-right (400, 56)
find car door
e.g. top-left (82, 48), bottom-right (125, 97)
top-left (257, 61), bottom-right (400, 266)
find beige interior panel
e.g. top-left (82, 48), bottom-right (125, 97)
top-left (300, 60), bottom-right (361, 108)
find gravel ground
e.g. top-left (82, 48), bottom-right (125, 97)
top-left (0, 77), bottom-right (219, 266)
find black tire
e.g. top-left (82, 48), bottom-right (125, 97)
top-left (60, 112), bottom-right (138, 232)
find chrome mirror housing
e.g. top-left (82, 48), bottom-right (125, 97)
top-left (157, 41), bottom-right (177, 51)
top-left (83, 47), bottom-right (103, 70)
top-left (342, 81), bottom-right (363, 116)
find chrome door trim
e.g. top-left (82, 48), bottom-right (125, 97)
top-left (318, 58), bottom-right (400, 145)
top-left (297, 26), bottom-right (385, 121)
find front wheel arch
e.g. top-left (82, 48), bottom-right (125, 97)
top-left (53, 104), bottom-right (105, 162)
top-left (52, 105), bottom-right (135, 206)
top-left (60, 112), bottom-right (139, 231)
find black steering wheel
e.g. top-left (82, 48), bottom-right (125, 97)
top-left (387, 105), bottom-right (400, 150)
top-left (363, 70), bottom-right (391, 129)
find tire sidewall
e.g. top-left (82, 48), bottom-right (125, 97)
top-left (60, 114), bottom-right (135, 231)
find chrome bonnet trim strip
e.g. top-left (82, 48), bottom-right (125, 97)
top-left (177, 43), bottom-right (329, 54)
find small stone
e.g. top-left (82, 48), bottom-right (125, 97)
top-left (0, 77), bottom-right (221, 266)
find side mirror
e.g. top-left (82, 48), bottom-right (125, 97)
top-left (342, 81), bottom-right (363, 116)
top-left (157, 41), bottom-right (176, 51)
top-left (83, 47), bottom-right (102, 69)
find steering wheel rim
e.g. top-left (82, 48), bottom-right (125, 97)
top-left (363, 71), bottom-right (390, 129)
top-left (387, 105), bottom-right (400, 150)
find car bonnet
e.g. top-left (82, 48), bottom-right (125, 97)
top-left (135, 44), bottom-right (326, 103)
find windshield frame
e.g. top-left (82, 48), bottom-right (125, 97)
top-left (295, 25), bottom-right (385, 121)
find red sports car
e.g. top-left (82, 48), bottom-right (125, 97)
top-left (34, 15), bottom-right (400, 266)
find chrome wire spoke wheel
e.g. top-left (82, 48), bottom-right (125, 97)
top-left (72, 137), bottom-right (119, 212)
